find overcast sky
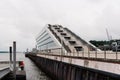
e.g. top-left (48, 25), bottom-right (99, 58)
top-left (0, 0), bottom-right (120, 51)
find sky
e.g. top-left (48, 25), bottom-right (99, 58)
top-left (0, 0), bottom-right (120, 51)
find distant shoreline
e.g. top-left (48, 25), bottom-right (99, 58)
top-left (0, 51), bottom-right (9, 53)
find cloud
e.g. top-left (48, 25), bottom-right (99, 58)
top-left (0, 0), bottom-right (120, 51)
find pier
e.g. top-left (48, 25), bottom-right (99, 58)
top-left (26, 24), bottom-right (120, 80)
top-left (26, 51), bottom-right (120, 80)
top-left (0, 42), bottom-right (26, 80)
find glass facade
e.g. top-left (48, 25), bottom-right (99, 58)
top-left (36, 28), bottom-right (60, 50)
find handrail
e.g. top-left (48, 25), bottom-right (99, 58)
top-left (0, 68), bottom-right (10, 79)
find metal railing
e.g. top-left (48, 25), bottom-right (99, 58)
top-left (0, 68), bottom-right (10, 79)
top-left (47, 27), bottom-right (120, 60)
top-left (38, 48), bottom-right (120, 60)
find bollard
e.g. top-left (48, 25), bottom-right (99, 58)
top-left (13, 41), bottom-right (16, 79)
top-left (9, 46), bottom-right (12, 70)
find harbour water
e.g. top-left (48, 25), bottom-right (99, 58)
top-left (0, 53), bottom-right (51, 80)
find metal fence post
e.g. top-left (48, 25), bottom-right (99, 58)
top-left (82, 49), bottom-right (84, 57)
top-left (59, 48), bottom-right (61, 55)
top-left (116, 46), bottom-right (118, 60)
top-left (104, 46), bottom-right (107, 59)
top-left (77, 51), bottom-right (79, 57)
top-left (104, 48), bottom-right (106, 59)
top-left (95, 49), bottom-right (97, 58)
top-left (73, 49), bottom-right (75, 56)
top-left (60, 42), bottom-right (62, 61)
top-left (88, 49), bottom-right (90, 58)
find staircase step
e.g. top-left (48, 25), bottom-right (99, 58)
top-left (61, 33), bottom-right (67, 36)
top-left (69, 41), bottom-right (76, 44)
top-left (58, 25), bottom-right (63, 28)
top-left (74, 46), bottom-right (83, 51)
top-left (64, 37), bottom-right (71, 40)
top-left (53, 25), bottom-right (57, 27)
top-left (55, 27), bottom-right (60, 29)
top-left (57, 30), bottom-right (63, 32)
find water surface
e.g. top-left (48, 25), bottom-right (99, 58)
top-left (0, 53), bottom-right (51, 80)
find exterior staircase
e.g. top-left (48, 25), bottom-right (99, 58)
top-left (48, 24), bottom-right (97, 53)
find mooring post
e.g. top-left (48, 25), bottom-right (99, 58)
top-left (9, 46), bottom-right (12, 70)
top-left (13, 41), bottom-right (16, 79)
